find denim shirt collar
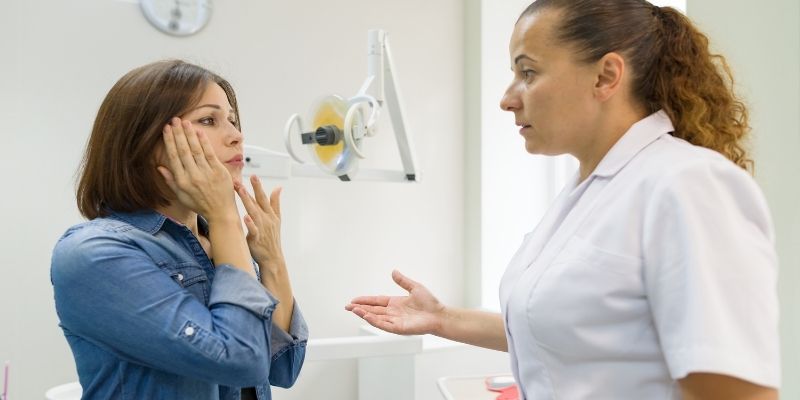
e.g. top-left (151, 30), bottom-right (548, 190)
top-left (108, 209), bottom-right (209, 237)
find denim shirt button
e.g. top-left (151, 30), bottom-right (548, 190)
top-left (184, 326), bottom-right (195, 336)
top-left (177, 273), bottom-right (184, 282)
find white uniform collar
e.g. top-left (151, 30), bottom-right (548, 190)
top-left (591, 110), bottom-right (674, 178)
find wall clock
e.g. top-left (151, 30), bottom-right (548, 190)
top-left (140, 0), bottom-right (212, 37)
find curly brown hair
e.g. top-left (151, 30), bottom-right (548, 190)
top-left (520, 0), bottom-right (752, 171)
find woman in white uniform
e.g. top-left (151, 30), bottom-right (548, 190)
top-left (346, 1), bottom-right (780, 399)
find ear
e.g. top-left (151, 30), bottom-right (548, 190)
top-left (593, 52), bottom-right (625, 102)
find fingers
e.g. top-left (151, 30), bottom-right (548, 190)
top-left (353, 309), bottom-right (399, 333)
top-left (345, 304), bottom-right (389, 316)
top-left (392, 270), bottom-right (418, 293)
top-left (180, 119), bottom-right (210, 170)
top-left (162, 125), bottom-right (186, 179)
top-left (163, 117), bottom-right (212, 185)
top-left (250, 175), bottom-right (283, 217)
top-left (235, 184), bottom-right (262, 225)
top-left (270, 187), bottom-right (282, 216)
top-left (170, 118), bottom-right (205, 176)
top-left (243, 214), bottom-right (258, 238)
top-left (347, 295), bottom-right (391, 307)
top-left (194, 124), bottom-right (221, 167)
top-left (250, 175), bottom-right (271, 213)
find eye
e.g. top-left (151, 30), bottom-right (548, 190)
top-left (522, 70), bottom-right (536, 81)
top-left (198, 117), bottom-right (215, 126)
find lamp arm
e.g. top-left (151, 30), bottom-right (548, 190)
top-left (381, 32), bottom-right (418, 181)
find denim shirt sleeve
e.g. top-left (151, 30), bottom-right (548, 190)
top-left (52, 232), bottom-right (302, 389)
top-left (267, 300), bottom-right (308, 388)
top-left (213, 265), bottom-right (309, 389)
top-left (247, 261), bottom-right (309, 389)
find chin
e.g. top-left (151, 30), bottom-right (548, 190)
top-left (225, 167), bottom-right (243, 182)
top-left (524, 141), bottom-right (543, 155)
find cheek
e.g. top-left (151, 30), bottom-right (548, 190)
top-left (522, 81), bottom-right (559, 123)
top-left (528, 73), bottom-right (563, 100)
top-left (209, 142), bottom-right (225, 158)
top-left (201, 131), bottom-right (226, 158)
top-left (522, 80), bottom-right (582, 153)
top-left (529, 77), bottom-right (592, 126)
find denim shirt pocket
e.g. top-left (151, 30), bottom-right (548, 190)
top-left (161, 262), bottom-right (210, 305)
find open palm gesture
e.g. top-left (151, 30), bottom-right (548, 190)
top-left (346, 270), bottom-right (445, 335)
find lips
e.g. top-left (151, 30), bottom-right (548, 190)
top-left (517, 123), bottom-right (532, 135)
top-left (225, 154), bottom-right (244, 168)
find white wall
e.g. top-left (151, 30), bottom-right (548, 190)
top-left (687, 1), bottom-right (800, 398)
top-left (476, 0), bottom-right (567, 312)
top-left (0, 1), bottom-right (464, 398)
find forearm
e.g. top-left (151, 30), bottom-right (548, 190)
top-left (435, 308), bottom-right (507, 352)
top-left (679, 373), bottom-right (778, 400)
top-left (259, 260), bottom-right (294, 332)
top-left (207, 216), bottom-right (255, 278)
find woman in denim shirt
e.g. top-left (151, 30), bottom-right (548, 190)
top-left (51, 60), bottom-right (307, 400)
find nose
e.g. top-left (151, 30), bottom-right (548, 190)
top-left (500, 82), bottom-right (521, 112)
top-left (227, 123), bottom-right (243, 146)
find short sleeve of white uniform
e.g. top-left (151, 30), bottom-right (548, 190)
top-left (642, 158), bottom-right (780, 388)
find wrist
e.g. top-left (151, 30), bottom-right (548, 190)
top-left (205, 213), bottom-right (243, 228)
top-left (432, 304), bottom-right (451, 337)
top-left (258, 257), bottom-right (287, 277)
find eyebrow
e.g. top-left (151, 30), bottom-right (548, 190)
top-left (188, 104), bottom-right (236, 114)
top-left (514, 54), bottom-right (537, 65)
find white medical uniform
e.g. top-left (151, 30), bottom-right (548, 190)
top-left (499, 110), bottom-right (780, 399)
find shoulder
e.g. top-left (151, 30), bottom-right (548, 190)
top-left (54, 217), bottom-right (136, 252)
top-left (642, 133), bottom-right (735, 170)
top-left (633, 134), bottom-right (759, 195)
top-left (51, 217), bottom-right (140, 281)
top-left (634, 135), bottom-right (773, 237)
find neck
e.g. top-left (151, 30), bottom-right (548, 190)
top-left (155, 203), bottom-right (199, 236)
top-left (574, 104), bottom-right (649, 182)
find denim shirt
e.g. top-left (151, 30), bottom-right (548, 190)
top-left (51, 209), bottom-right (308, 400)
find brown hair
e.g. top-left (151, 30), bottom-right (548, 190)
top-left (76, 60), bottom-right (241, 219)
top-left (520, 0), bottom-right (752, 171)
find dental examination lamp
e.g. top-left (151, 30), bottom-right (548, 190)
top-left (243, 30), bottom-right (418, 182)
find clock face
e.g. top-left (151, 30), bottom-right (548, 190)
top-left (140, 0), bottom-right (212, 37)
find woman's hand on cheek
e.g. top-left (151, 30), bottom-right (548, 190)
top-left (157, 117), bottom-right (238, 221)
top-left (236, 175), bottom-right (286, 274)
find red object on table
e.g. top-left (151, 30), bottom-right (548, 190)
top-left (484, 375), bottom-right (519, 400)
top-left (494, 385), bottom-right (519, 400)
